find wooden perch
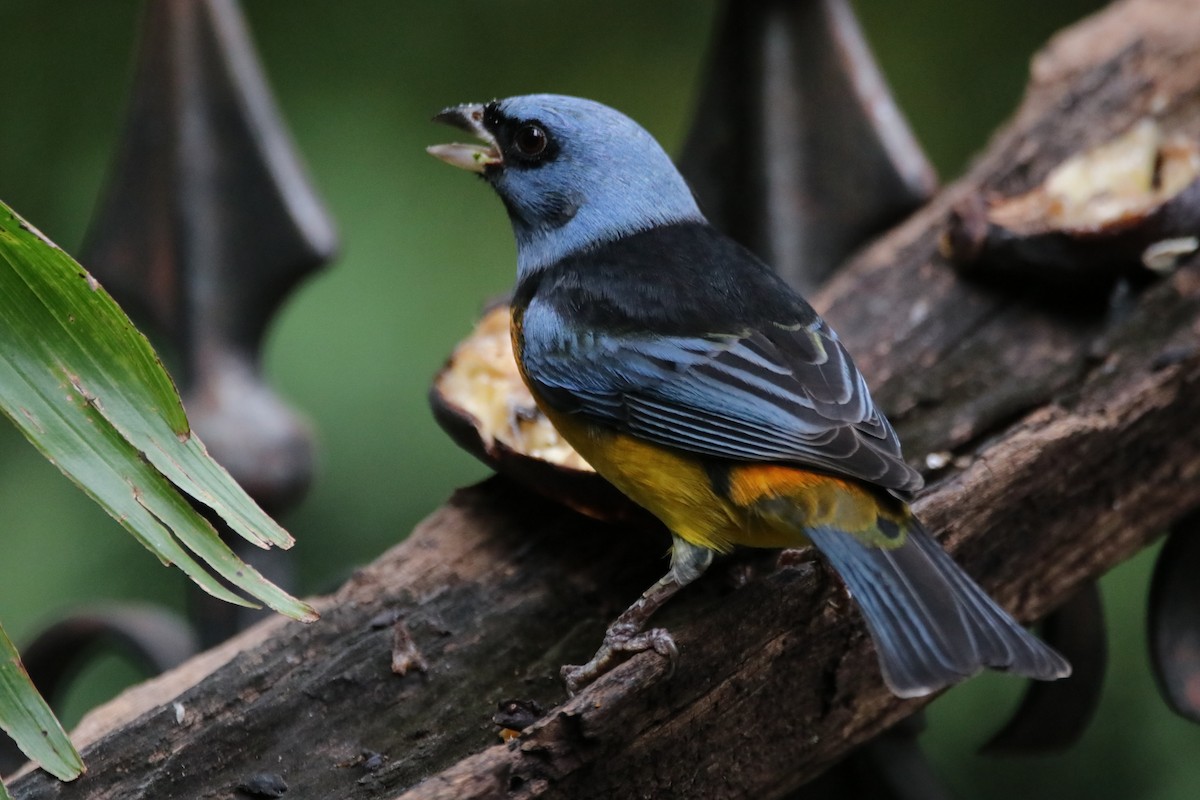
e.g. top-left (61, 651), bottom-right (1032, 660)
top-left (11, 0), bottom-right (1200, 797)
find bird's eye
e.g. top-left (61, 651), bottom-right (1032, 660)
top-left (513, 124), bottom-right (548, 157)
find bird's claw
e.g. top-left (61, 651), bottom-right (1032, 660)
top-left (561, 626), bottom-right (678, 695)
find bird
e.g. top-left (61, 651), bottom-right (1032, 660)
top-left (428, 94), bottom-right (1071, 698)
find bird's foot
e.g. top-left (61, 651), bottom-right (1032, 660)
top-left (560, 623), bottom-right (677, 695)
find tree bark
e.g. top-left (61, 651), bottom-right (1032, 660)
top-left (11, 0), bottom-right (1200, 797)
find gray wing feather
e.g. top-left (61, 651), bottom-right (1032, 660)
top-left (521, 302), bottom-right (923, 493)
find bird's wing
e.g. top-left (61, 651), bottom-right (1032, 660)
top-left (521, 304), bottom-right (923, 493)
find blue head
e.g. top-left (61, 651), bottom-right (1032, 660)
top-left (429, 94), bottom-right (705, 279)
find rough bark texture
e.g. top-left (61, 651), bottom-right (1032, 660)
top-left (11, 0), bottom-right (1200, 797)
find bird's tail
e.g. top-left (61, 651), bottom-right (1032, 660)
top-left (806, 518), bottom-right (1071, 698)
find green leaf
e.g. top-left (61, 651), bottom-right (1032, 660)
top-left (0, 622), bottom-right (83, 782)
top-left (0, 200), bottom-right (318, 782)
top-left (0, 202), bottom-right (315, 619)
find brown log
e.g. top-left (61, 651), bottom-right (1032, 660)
top-left (10, 0), bottom-right (1200, 797)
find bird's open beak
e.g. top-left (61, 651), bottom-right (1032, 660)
top-left (427, 103), bottom-right (502, 174)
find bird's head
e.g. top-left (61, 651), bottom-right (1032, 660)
top-left (428, 94), bottom-right (704, 279)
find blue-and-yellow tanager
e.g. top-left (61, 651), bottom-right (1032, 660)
top-left (429, 95), bottom-right (1070, 697)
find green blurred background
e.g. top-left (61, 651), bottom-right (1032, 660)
top-left (2, 0), bottom-right (1197, 797)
